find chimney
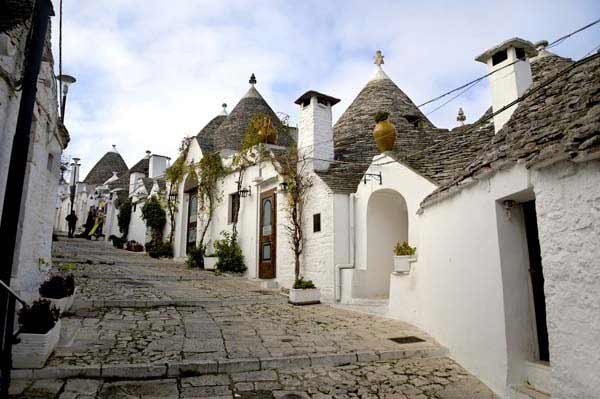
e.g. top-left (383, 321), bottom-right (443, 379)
top-left (149, 154), bottom-right (170, 178)
top-left (475, 38), bottom-right (538, 132)
top-left (70, 157), bottom-right (80, 185)
top-left (295, 91), bottom-right (340, 171)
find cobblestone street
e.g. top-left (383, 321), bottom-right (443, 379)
top-left (9, 238), bottom-right (496, 398)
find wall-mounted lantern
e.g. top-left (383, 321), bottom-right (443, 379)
top-left (279, 182), bottom-right (289, 192)
top-left (239, 186), bottom-right (251, 198)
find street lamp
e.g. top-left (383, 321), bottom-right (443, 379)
top-left (56, 74), bottom-right (76, 121)
top-left (69, 157), bottom-right (80, 213)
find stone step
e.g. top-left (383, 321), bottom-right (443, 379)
top-left (512, 383), bottom-right (551, 399)
top-left (12, 345), bottom-right (448, 380)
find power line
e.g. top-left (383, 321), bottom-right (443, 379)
top-left (547, 17), bottom-right (600, 49)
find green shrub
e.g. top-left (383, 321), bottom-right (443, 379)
top-left (109, 235), bottom-right (127, 249)
top-left (186, 244), bottom-right (205, 268)
top-left (18, 299), bottom-right (59, 334)
top-left (141, 197), bottom-right (166, 241)
top-left (393, 241), bottom-right (416, 256)
top-left (146, 241), bottom-right (173, 259)
top-left (214, 232), bottom-right (246, 273)
top-left (117, 199), bottom-right (132, 238)
top-left (373, 111), bottom-right (390, 123)
top-left (293, 276), bottom-right (316, 289)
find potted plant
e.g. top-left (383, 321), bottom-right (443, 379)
top-left (393, 241), bottom-right (416, 273)
top-left (373, 111), bottom-right (396, 152)
top-left (203, 252), bottom-right (218, 270)
top-left (39, 274), bottom-right (77, 314)
top-left (12, 300), bottom-right (61, 369)
top-left (289, 276), bottom-right (320, 305)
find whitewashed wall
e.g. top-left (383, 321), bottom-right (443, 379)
top-left (0, 24), bottom-right (67, 302)
top-left (346, 155), bottom-right (437, 301)
top-left (533, 160), bottom-right (600, 399)
top-left (128, 199), bottom-right (148, 245)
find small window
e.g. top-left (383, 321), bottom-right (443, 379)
top-left (46, 153), bottom-right (54, 172)
top-left (515, 47), bottom-right (526, 60)
top-left (313, 213), bottom-right (321, 233)
top-left (229, 192), bottom-right (240, 224)
top-left (492, 49), bottom-right (508, 66)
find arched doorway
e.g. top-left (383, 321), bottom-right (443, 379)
top-left (366, 189), bottom-right (408, 298)
top-left (183, 173), bottom-right (198, 254)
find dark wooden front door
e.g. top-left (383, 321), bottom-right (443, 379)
top-left (259, 190), bottom-right (276, 279)
top-left (523, 200), bottom-right (550, 362)
top-left (186, 191), bottom-right (198, 253)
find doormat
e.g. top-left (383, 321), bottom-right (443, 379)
top-left (389, 336), bottom-right (426, 344)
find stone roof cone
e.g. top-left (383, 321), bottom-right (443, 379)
top-left (332, 50), bottom-right (433, 166)
top-left (83, 150), bottom-right (129, 186)
top-left (212, 74), bottom-right (292, 151)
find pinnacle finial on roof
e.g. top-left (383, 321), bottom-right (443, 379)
top-left (249, 73), bottom-right (257, 86)
top-left (221, 103), bottom-right (228, 115)
top-left (111, 144), bottom-right (118, 153)
top-left (457, 108), bottom-right (466, 126)
top-left (374, 50), bottom-right (384, 67)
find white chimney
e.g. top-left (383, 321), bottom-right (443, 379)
top-left (475, 38), bottom-right (538, 132)
top-left (149, 154), bottom-right (170, 178)
top-left (295, 91), bottom-right (340, 171)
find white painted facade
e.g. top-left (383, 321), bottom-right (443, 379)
top-left (0, 22), bottom-right (68, 302)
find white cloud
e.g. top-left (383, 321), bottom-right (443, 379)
top-left (51, 0), bottom-right (600, 177)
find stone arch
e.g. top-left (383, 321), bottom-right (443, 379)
top-left (365, 189), bottom-right (408, 298)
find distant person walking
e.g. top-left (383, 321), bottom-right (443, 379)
top-left (65, 211), bottom-right (78, 238)
top-left (83, 206), bottom-right (96, 239)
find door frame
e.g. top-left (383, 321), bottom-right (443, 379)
top-left (185, 189), bottom-right (198, 254)
top-left (258, 189), bottom-right (276, 279)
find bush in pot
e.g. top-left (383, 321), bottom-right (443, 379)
top-left (13, 299), bottom-right (61, 368)
top-left (290, 276), bottom-right (320, 305)
top-left (214, 232), bottom-right (246, 273)
top-left (146, 241), bottom-right (173, 259)
top-left (39, 274), bottom-right (77, 314)
top-left (393, 241), bottom-right (416, 273)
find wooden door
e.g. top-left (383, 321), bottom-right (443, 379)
top-left (259, 190), bottom-right (276, 279)
top-left (186, 191), bottom-right (198, 253)
top-left (523, 200), bottom-right (549, 362)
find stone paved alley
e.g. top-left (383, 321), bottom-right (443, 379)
top-left (9, 238), bottom-right (496, 398)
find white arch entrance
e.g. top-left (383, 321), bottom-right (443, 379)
top-left (365, 189), bottom-right (408, 298)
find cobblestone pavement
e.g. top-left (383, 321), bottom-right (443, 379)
top-left (10, 357), bottom-right (496, 398)
top-left (9, 238), bottom-right (496, 398)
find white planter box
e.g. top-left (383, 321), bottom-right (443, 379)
top-left (43, 287), bottom-right (78, 314)
top-left (204, 256), bottom-right (218, 270)
top-left (289, 288), bottom-right (321, 305)
top-left (393, 256), bottom-right (412, 273)
top-left (12, 319), bottom-right (62, 369)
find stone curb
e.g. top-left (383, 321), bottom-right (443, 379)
top-left (11, 345), bottom-right (448, 380)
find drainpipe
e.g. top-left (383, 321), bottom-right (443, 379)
top-left (0, 1), bottom-right (54, 395)
top-left (335, 193), bottom-right (356, 302)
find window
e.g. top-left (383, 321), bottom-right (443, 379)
top-left (492, 49), bottom-right (508, 66)
top-left (313, 213), bottom-right (321, 233)
top-left (515, 47), bottom-right (526, 60)
top-left (229, 192), bottom-right (240, 224)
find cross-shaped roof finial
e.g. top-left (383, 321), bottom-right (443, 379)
top-left (249, 73), bottom-right (257, 86)
top-left (374, 50), bottom-right (384, 67)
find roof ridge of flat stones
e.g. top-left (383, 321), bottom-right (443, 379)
top-left (422, 53), bottom-right (600, 207)
top-left (83, 152), bottom-right (129, 186)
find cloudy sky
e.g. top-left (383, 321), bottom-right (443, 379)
top-left (51, 0), bottom-right (600, 177)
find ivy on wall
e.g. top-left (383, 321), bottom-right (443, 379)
top-left (117, 198), bottom-right (132, 239)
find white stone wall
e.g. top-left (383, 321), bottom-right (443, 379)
top-left (128, 199), bottom-right (148, 245)
top-left (297, 97), bottom-right (333, 172)
top-left (0, 23), bottom-right (66, 302)
top-left (533, 160), bottom-right (600, 398)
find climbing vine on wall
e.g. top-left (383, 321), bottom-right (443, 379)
top-left (164, 137), bottom-right (193, 244)
top-left (194, 152), bottom-right (227, 253)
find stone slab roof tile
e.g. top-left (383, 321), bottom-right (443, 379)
top-left (83, 152), bottom-right (129, 186)
top-left (129, 157), bottom-right (149, 174)
top-left (422, 54), bottom-right (600, 207)
top-left (197, 115), bottom-right (226, 153)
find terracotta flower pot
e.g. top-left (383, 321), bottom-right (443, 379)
top-left (373, 119), bottom-right (396, 152)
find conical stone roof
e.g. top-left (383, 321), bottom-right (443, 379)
top-left (197, 114), bottom-right (227, 153)
top-left (212, 83), bottom-right (292, 151)
top-left (83, 151), bottom-right (128, 186)
top-left (333, 72), bottom-right (434, 165)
